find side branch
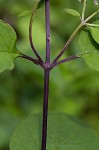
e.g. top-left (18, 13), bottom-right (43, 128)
top-left (29, 10), bottom-right (44, 63)
top-left (19, 54), bottom-right (41, 65)
top-left (52, 55), bottom-right (80, 68)
top-left (52, 24), bottom-right (82, 64)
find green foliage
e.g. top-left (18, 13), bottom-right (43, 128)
top-left (0, 0), bottom-right (99, 150)
top-left (0, 20), bottom-right (20, 73)
top-left (10, 113), bottom-right (99, 150)
top-left (79, 29), bottom-right (99, 71)
top-left (64, 9), bottom-right (80, 18)
top-left (18, 10), bottom-right (32, 18)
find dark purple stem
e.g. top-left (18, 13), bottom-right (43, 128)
top-left (41, 0), bottom-right (50, 150)
top-left (41, 69), bottom-right (50, 150)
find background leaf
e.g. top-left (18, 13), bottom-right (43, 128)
top-left (0, 20), bottom-right (20, 73)
top-left (79, 29), bottom-right (99, 71)
top-left (17, 0), bottom-right (44, 18)
top-left (18, 10), bottom-right (32, 18)
top-left (64, 9), bottom-right (80, 17)
top-left (10, 113), bottom-right (99, 150)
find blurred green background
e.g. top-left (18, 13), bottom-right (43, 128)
top-left (0, 0), bottom-right (99, 149)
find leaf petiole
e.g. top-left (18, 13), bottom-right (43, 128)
top-left (81, 0), bottom-right (87, 21)
top-left (86, 23), bottom-right (99, 27)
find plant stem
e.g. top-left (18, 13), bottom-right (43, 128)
top-left (41, 0), bottom-right (50, 150)
top-left (82, 0), bottom-right (87, 21)
top-left (86, 23), bottom-right (99, 27)
top-left (41, 69), bottom-right (50, 150)
top-left (84, 9), bottom-right (99, 23)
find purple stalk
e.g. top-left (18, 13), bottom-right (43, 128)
top-left (41, 69), bottom-right (50, 150)
top-left (41, 0), bottom-right (50, 150)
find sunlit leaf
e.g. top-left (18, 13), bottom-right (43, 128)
top-left (0, 20), bottom-right (21, 73)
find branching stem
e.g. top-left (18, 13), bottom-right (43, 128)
top-left (27, 3), bottom-right (99, 150)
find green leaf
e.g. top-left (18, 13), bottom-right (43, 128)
top-left (79, 29), bottom-right (99, 71)
top-left (0, 20), bottom-right (21, 73)
top-left (18, 0), bottom-right (44, 18)
top-left (90, 27), bottom-right (99, 44)
top-left (18, 10), bottom-right (32, 18)
top-left (64, 9), bottom-right (80, 17)
top-left (10, 113), bottom-right (99, 150)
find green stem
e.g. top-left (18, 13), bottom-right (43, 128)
top-left (86, 23), bottom-right (99, 27)
top-left (84, 9), bottom-right (99, 23)
top-left (82, 0), bottom-right (87, 21)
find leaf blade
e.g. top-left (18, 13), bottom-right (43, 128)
top-left (0, 20), bottom-right (20, 73)
top-left (10, 113), bottom-right (99, 150)
top-left (64, 9), bottom-right (80, 17)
